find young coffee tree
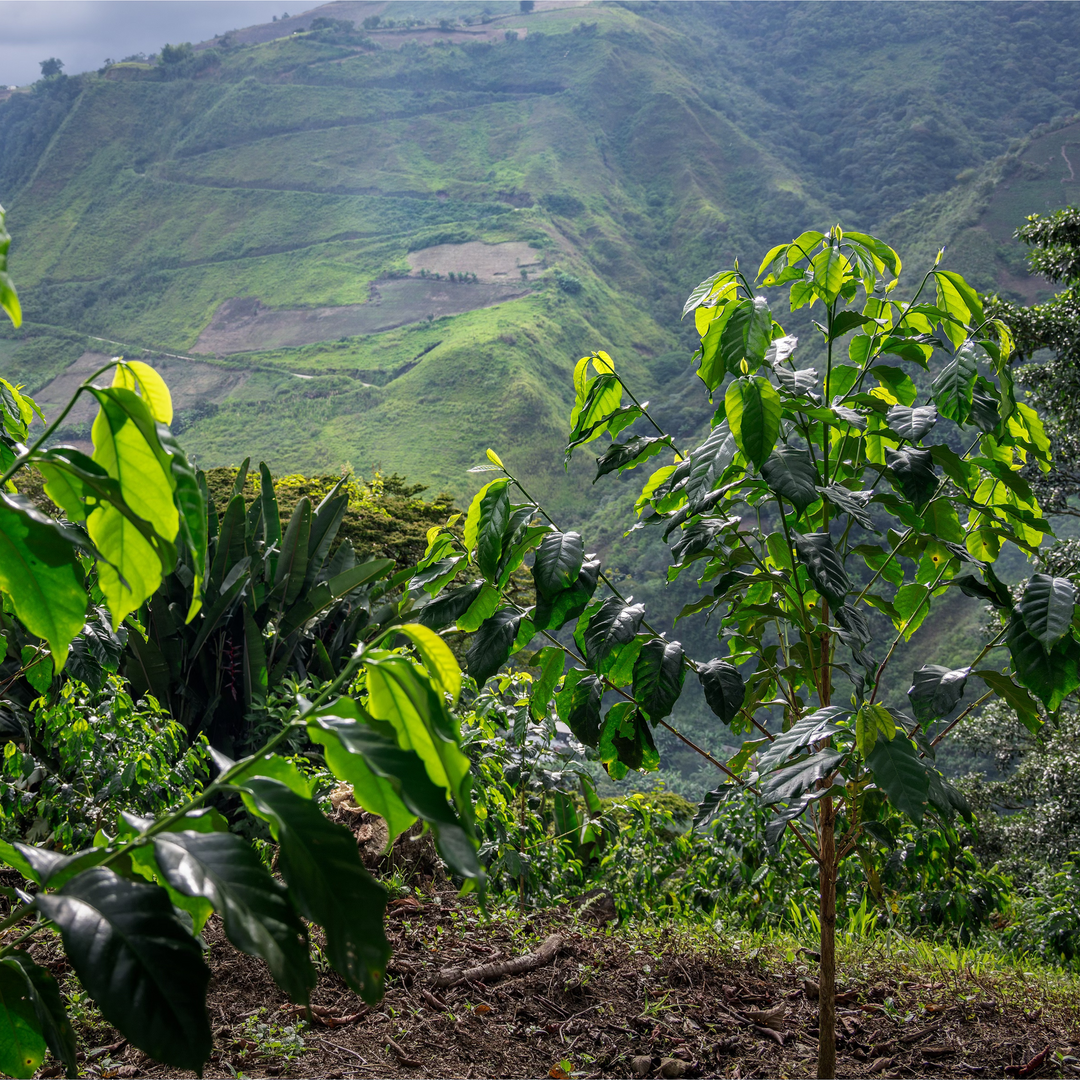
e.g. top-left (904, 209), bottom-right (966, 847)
top-left (0, 216), bottom-right (481, 1079)
top-left (415, 226), bottom-right (1074, 1078)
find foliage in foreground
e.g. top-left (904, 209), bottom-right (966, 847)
top-left (414, 225), bottom-right (1070, 1077)
top-left (0, 231), bottom-right (482, 1080)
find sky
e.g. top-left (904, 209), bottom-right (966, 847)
top-left (0, 1), bottom-right (318, 87)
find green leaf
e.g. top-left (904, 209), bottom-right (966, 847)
top-left (871, 365), bottom-right (918, 406)
top-left (0, 495), bottom-right (86, 663)
top-left (529, 646), bottom-right (565, 721)
top-left (473, 479), bottom-right (511, 580)
top-left (866, 735), bottom-right (929, 824)
top-left (598, 704), bottom-right (658, 776)
top-left (583, 596), bottom-right (645, 670)
top-left (975, 669), bottom-right (1041, 734)
top-left (0, 205), bottom-right (22, 328)
top-left (308, 711), bottom-right (482, 884)
top-left (533, 558), bottom-right (600, 632)
top-left (725, 376), bottom-right (781, 469)
top-left (907, 665), bottom-right (969, 725)
top-left (698, 659), bottom-right (745, 725)
top-left (230, 777), bottom-right (389, 1003)
top-left (683, 269), bottom-right (738, 317)
top-left (811, 245), bottom-right (846, 303)
top-left (720, 296), bottom-right (773, 375)
top-left (533, 531), bottom-right (585, 599)
top-left (931, 343), bottom-right (978, 424)
top-left (418, 581), bottom-right (484, 631)
top-left (394, 623), bottom-right (462, 703)
top-left (156, 427), bottom-right (207, 621)
top-left (1017, 574), bottom-right (1078, 654)
top-left (632, 639), bottom-right (686, 722)
top-left (893, 583), bottom-right (931, 640)
top-left (466, 609), bottom-right (521, 685)
top-left (757, 708), bottom-right (848, 772)
top-left (819, 484), bottom-right (875, 530)
top-left (885, 405), bottom-right (937, 442)
top-left (259, 462), bottom-right (282, 551)
top-left (278, 558), bottom-right (395, 637)
top-left (560, 672), bottom-right (603, 747)
top-left (1006, 616), bottom-right (1080, 713)
top-left (855, 703), bottom-right (895, 758)
top-left (760, 749), bottom-right (844, 804)
top-left (760, 448), bottom-right (818, 513)
top-left (153, 831), bottom-right (316, 1005)
top-left (885, 447), bottom-right (938, 509)
top-left (793, 532), bottom-right (851, 609)
top-left (36, 868), bottom-right (212, 1072)
top-left (274, 498), bottom-right (311, 611)
top-left (0, 961), bottom-right (45, 1079)
top-left (595, 436), bottom-right (667, 480)
top-left (3, 954), bottom-right (76, 1079)
top-left (829, 310), bottom-right (873, 340)
top-left (683, 424), bottom-right (737, 511)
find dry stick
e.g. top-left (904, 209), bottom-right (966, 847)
top-left (433, 933), bottom-right (563, 988)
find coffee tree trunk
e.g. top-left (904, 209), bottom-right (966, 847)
top-left (817, 796), bottom-right (837, 1079)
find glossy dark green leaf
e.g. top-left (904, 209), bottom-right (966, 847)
top-left (907, 665), bottom-right (969, 725)
top-left (866, 736), bottom-right (929, 824)
top-left (885, 404), bottom-right (937, 442)
top-left (975, 669), bottom-right (1041, 734)
top-left (278, 558), bottom-right (394, 637)
top-left (1006, 616), bottom-right (1080, 713)
top-left (561, 672), bottom-right (603, 747)
top-left (632, 638), bottom-right (686, 722)
top-left (931, 342), bottom-right (978, 424)
top-left (760, 749), bottom-right (844, 804)
top-left (153, 831), bottom-right (315, 1004)
top-left (474, 480), bottom-right (511, 580)
top-left (1017, 574), bottom-right (1078, 654)
top-left (305, 483), bottom-right (349, 588)
top-left (0, 960), bottom-right (45, 1079)
top-left (776, 366), bottom-right (817, 396)
top-left (683, 424), bottom-right (737, 511)
top-left (885, 447), bottom-right (938, 509)
top-left (36, 868), bottom-right (212, 1072)
top-left (793, 532), bottom-right (851, 609)
top-left (230, 778), bottom-right (389, 1003)
top-left (594, 436), bottom-right (667, 481)
top-left (532, 531), bottom-right (585, 599)
top-left (757, 707), bottom-right (848, 772)
top-left (259, 462), bottom-right (281, 550)
top-left (466, 608), bottom-right (521, 685)
top-left (583, 596), bottom-right (645, 670)
top-left (418, 581), bottom-right (484, 630)
top-left (925, 768), bottom-right (973, 823)
top-left (725, 376), bottom-right (781, 469)
top-left (829, 310), bottom-right (873, 340)
top-left (11, 844), bottom-right (111, 890)
top-left (601, 705), bottom-right (658, 773)
top-left (760, 448), bottom-right (818, 513)
top-left (954, 567), bottom-right (1013, 610)
top-left (698, 659), bottom-right (746, 725)
top-left (4, 953), bottom-right (77, 1079)
top-left (819, 484), bottom-right (875, 530)
top-left (533, 558), bottom-right (600, 632)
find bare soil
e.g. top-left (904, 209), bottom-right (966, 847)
top-left (193, 278), bottom-right (529, 355)
top-left (406, 241), bottom-right (547, 283)
top-left (25, 886), bottom-right (1080, 1080)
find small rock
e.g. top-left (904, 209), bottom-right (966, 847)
top-left (660, 1059), bottom-right (688, 1079)
top-left (869, 1056), bottom-right (897, 1074)
top-left (630, 1056), bottom-right (653, 1078)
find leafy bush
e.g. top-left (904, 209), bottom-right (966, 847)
top-left (554, 268), bottom-right (583, 295)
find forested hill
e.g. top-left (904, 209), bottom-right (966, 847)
top-left (2, 0), bottom-right (1080, 507)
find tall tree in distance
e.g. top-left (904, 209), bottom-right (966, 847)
top-left (987, 207), bottom-right (1080, 519)
top-left (38, 58), bottom-right (63, 78)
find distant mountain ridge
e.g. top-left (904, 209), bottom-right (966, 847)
top-left (1, 0), bottom-right (1079, 505)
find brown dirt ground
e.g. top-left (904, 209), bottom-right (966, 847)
top-left (406, 242), bottom-right (547, 284)
top-left (22, 884), bottom-right (1080, 1080)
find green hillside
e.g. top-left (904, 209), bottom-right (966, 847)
top-left (4, 0), bottom-right (1080, 762)
top-left (4, 0), bottom-right (1080, 507)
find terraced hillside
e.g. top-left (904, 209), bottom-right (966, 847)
top-left (5, 1), bottom-right (1080, 509)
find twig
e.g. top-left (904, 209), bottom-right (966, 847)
top-left (434, 933), bottom-right (563, 988)
top-left (316, 1038), bottom-right (378, 1068)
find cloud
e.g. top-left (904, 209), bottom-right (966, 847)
top-left (0, 1), bottom-right (312, 87)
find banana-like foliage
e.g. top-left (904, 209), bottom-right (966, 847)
top-left (0, 260), bottom-right (481, 1078)
top-left (124, 459), bottom-right (397, 751)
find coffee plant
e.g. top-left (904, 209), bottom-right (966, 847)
top-left (416, 226), bottom-right (1073, 1077)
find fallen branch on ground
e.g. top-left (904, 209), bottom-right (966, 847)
top-left (434, 933), bottom-right (563, 988)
